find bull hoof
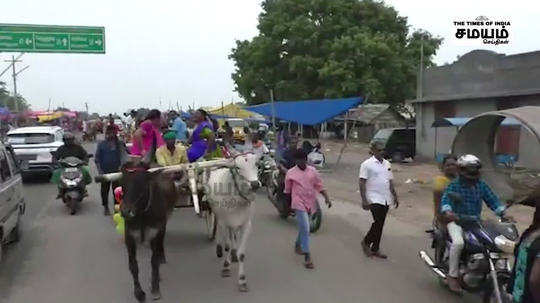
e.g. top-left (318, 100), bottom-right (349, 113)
top-left (231, 249), bottom-right (238, 263)
top-left (221, 268), bottom-right (231, 277)
top-left (216, 245), bottom-right (223, 258)
top-left (134, 288), bottom-right (146, 302)
top-left (151, 289), bottom-right (162, 301)
top-left (238, 283), bottom-right (249, 292)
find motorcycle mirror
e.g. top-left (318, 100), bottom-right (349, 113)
top-left (19, 160), bottom-right (29, 170)
top-left (448, 192), bottom-right (463, 204)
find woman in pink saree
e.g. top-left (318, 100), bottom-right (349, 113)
top-left (130, 109), bottom-right (165, 156)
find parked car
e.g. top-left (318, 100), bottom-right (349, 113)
top-left (0, 142), bottom-right (25, 261)
top-left (371, 127), bottom-right (416, 162)
top-left (6, 126), bottom-right (64, 178)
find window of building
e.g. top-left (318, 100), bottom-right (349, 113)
top-left (434, 102), bottom-right (456, 119)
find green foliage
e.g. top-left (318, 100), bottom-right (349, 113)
top-left (230, 0), bottom-right (442, 105)
top-left (0, 81), bottom-right (30, 111)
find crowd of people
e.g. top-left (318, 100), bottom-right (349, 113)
top-left (44, 107), bottom-right (540, 302)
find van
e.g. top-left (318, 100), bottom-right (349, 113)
top-left (0, 143), bottom-right (25, 261)
top-left (372, 128), bottom-right (416, 162)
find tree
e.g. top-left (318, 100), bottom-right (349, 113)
top-left (0, 81), bottom-right (30, 111)
top-left (229, 0), bottom-right (442, 105)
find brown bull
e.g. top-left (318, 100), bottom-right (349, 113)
top-left (119, 155), bottom-right (180, 301)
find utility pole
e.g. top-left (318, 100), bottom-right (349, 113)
top-left (85, 101), bottom-right (89, 113)
top-left (48, 98), bottom-right (52, 112)
top-left (3, 54), bottom-right (28, 114)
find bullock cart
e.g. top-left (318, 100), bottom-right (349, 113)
top-left (97, 158), bottom-right (234, 240)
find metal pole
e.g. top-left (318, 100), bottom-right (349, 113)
top-left (270, 89), bottom-right (276, 128)
top-left (344, 112), bottom-right (348, 142)
top-left (11, 56), bottom-right (18, 113)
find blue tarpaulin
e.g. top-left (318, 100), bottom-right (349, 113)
top-left (245, 97), bottom-right (363, 126)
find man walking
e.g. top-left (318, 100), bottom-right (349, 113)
top-left (95, 125), bottom-right (126, 215)
top-left (359, 140), bottom-right (399, 259)
top-left (284, 150), bottom-right (331, 269)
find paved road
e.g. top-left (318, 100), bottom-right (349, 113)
top-left (0, 142), bottom-right (477, 303)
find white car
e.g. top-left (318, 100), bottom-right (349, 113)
top-left (6, 126), bottom-right (64, 177)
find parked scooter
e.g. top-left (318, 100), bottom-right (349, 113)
top-left (57, 156), bottom-right (91, 215)
top-left (419, 194), bottom-right (517, 303)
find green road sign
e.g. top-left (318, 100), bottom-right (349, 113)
top-left (0, 24), bottom-right (105, 53)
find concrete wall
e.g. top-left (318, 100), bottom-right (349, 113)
top-left (422, 50), bottom-right (540, 100)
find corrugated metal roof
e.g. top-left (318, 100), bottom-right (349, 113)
top-left (346, 104), bottom-right (391, 124)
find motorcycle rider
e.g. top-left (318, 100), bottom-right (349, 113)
top-left (51, 132), bottom-right (92, 197)
top-left (440, 154), bottom-right (510, 294)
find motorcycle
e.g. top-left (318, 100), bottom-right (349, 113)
top-left (419, 195), bottom-right (517, 303)
top-left (57, 156), bottom-right (90, 215)
top-left (262, 156), bottom-right (322, 233)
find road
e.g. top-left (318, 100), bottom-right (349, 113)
top-left (0, 141), bottom-right (477, 303)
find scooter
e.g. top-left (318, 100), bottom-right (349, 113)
top-left (419, 194), bottom-right (517, 303)
top-left (57, 156), bottom-right (90, 215)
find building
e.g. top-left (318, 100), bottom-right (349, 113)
top-left (337, 104), bottom-right (409, 142)
top-left (411, 49), bottom-right (540, 159)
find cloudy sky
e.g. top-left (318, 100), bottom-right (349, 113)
top-left (1, 0), bottom-right (539, 114)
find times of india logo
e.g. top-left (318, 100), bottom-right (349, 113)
top-left (454, 16), bottom-right (510, 46)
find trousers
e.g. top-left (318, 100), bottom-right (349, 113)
top-left (364, 204), bottom-right (389, 252)
top-left (295, 210), bottom-right (310, 254)
top-left (101, 180), bottom-right (120, 208)
top-left (447, 221), bottom-right (464, 278)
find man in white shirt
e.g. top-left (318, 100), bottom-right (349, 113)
top-left (359, 140), bottom-right (399, 259)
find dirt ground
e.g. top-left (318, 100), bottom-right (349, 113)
top-left (316, 139), bottom-right (535, 231)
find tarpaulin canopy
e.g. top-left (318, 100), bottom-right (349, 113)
top-left (245, 97), bottom-right (363, 126)
top-left (432, 117), bottom-right (521, 127)
top-left (208, 103), bottom-right (257, 119)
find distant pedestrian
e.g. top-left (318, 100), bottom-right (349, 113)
top-left (95, 125), bottom-right (126, 215)
top-left (284, 149), bottom-right (331, 269)
top-left (276, 122), bottom-right (290, 162)
top-left (359, 140), bottom-right (399, 259)
top-left (170, 111), bottom-right (188, 142)
top-left (223, 121), bottom-right (234, 144)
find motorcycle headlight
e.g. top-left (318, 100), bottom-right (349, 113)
top-left (494, 235), bottom-right (516, 254)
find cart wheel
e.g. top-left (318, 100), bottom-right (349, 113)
top-left (205, 210), bottom-right (217, 241)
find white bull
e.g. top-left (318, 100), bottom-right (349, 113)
top-left (204, 153), bottom-right (260, 292)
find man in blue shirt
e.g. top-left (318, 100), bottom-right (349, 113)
top-left (95, 125), bottom-right (127, 215)
top-left (171, 111), bottom-right (187, 141)
top-left (440, 154), bottom-right (508, 294)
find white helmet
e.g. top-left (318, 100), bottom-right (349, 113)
top-left (457, 154), bottom-right (482, 179)
top-left (457, 154), bottom-right (481, 168)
